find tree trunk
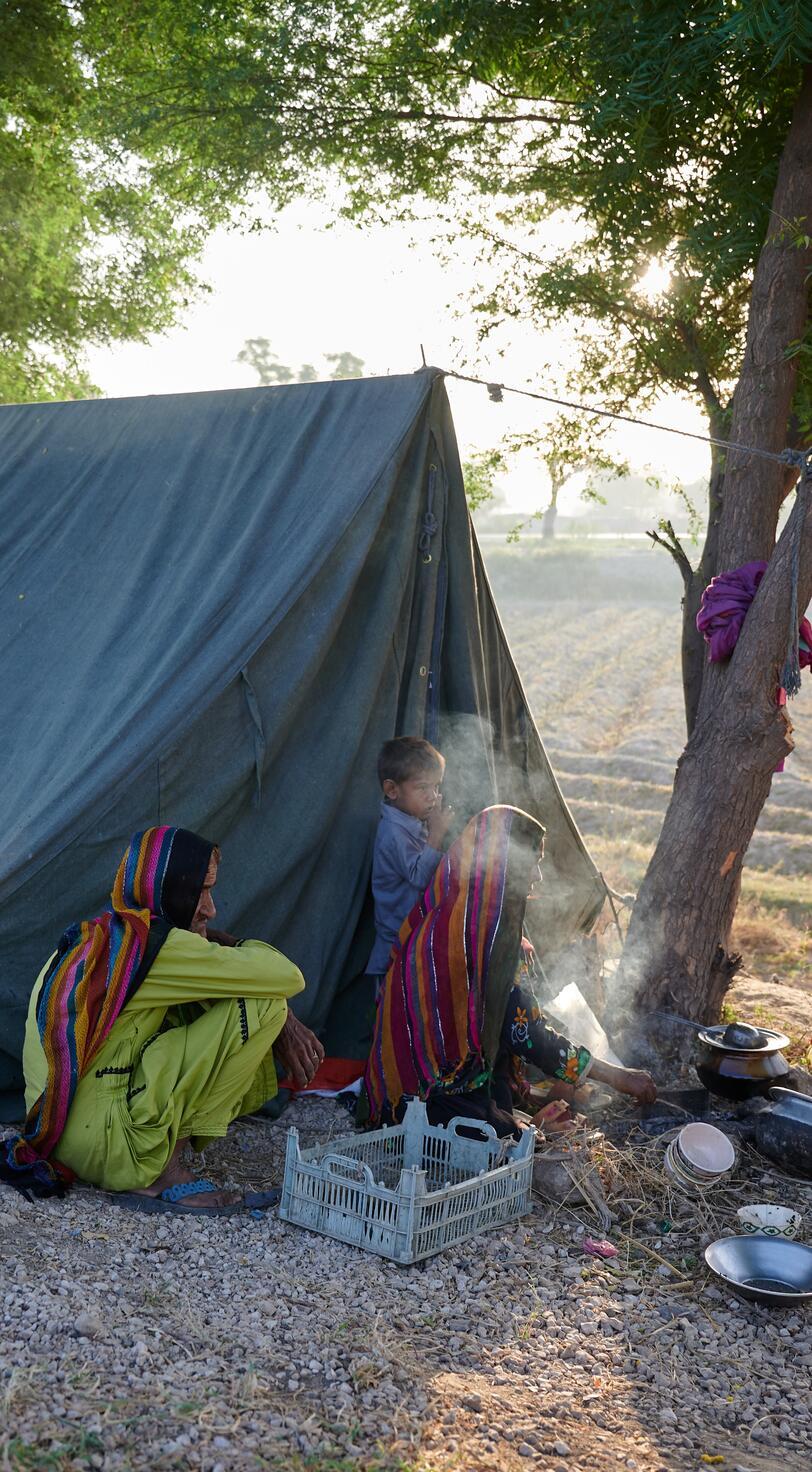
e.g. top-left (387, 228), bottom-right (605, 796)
top-left (618, 65), bottom-right (812, 1030)
top-left (542, 483), bottom-right (559, 539)
top-left (681, 453), bottom-right (725, 734)
top-left (620, 486), bottom-right (812, 1028)
top-left (719, 74), bottom-right (812, 567)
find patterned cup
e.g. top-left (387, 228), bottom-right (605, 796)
top-left (736, 1204), bottom-right (801, 1239)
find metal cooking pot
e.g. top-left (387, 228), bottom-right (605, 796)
top-left (755, 1087), bottom-right (812, 1176)
top-left (694, 1022), bottom-right (791, 1102)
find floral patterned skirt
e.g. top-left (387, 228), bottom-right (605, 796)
top-left (424, 983), bottom-right (592, 1139)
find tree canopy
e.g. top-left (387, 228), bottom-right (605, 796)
top-left (82, 2), bottom-right (812, 438)
top-left (0, 2), bottom-right (214, 402)
top-left (5, 3), bottom-right (811, 431)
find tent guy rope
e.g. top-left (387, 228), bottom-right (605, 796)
top-left (436, 364), bottom-right (811, 472)
top-left (433, 360), bottom-right (812, 701)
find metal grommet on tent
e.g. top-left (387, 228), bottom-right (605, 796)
top-left (419, 665), bottom-right (427, 677)
top-left (422, 553), bottom-right (432, 564)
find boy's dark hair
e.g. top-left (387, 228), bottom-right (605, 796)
top-left (377, 736), bottom-right (445, 787)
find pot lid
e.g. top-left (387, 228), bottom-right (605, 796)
top-left (698, 1022), bottom-right (790, 1053)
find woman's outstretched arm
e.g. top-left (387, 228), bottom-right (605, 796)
top-left (587, 1057), bottom-right (657, 1105)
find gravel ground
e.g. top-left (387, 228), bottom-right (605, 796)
top-left (2, 1098), bottom-right (812, 1472)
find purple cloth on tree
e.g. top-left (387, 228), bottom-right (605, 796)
top-left (697, 561), bottom-right (812, 669)
top-left (696, 560), bottom-right (767, 662)
top-left (800, 617), bottom-right (812, 669)
top-left (696, 561), bottom-right (812, 770)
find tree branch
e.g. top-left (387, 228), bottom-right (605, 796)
top-left (646, 520), bottom-right (694, 588)
top-left (153, 100), bottom-right (575, 128)
top-left (453, 66), bottom-right (580, 107)
top-left (674, 318), bottom-right (724, 421)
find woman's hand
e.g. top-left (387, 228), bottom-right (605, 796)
top-left (205, 928), bottom-right (240, 947)
top-left (274, 1011), bottom-right (325, 1089)
top-left (611, 1066), bottom-right (657, 1106)
top-left (588, 1059), bottom-right (657, 1105)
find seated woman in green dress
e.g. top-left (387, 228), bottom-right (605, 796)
top-left (1, 826), bottom-right (323, 1214)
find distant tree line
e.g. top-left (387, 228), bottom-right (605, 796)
top-left (236, 340), bottom-right (365, 386)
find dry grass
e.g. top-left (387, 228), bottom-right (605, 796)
top-left (582, 833), bottom-right (812, 985)
top-left (731, 897), bottom-right (812, 982)
top-left (529, 1117), bottom-right (812, 1335)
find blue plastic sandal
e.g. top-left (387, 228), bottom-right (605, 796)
top-left (106, 1180), bottom-right (282, 1217)
top-left (159, 1178), bottom-right (221, 1204)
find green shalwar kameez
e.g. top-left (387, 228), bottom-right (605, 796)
top-left (23, 929), bottom-right (303, 1192)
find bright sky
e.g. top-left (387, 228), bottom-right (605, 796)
top-left (86, 201), bottom-right (712, 514)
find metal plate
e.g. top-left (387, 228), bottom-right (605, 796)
top-left (705, 1235), bottom-right (812, 1307)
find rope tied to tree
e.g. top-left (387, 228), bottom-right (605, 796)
top-left (438, 364), bottom-right (811, 471)
top-left (780, 454), bottom-right (812, 698)
top-left (437, 360), bottom-right (812, 699)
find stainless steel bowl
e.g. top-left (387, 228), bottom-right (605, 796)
top-left (705, 1235), bottom-right (812, 1307)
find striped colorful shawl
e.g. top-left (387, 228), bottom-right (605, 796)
top-left (1, 825), bottom-right (214, 1199)
top-left (364, 805), bottom-right (544, 1126)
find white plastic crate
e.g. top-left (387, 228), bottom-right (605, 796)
top-left (279, 1098), bottom-right (534, 1264)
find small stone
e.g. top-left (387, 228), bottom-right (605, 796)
top-left (518, 1444), bottom-right (536, 1459)
top-left (463, 1394), bottom-right (483, 1411)
top-left (74, 1312), bottom-right (102, 1338)
top-left (553, 1442), bottom-right (571, 1457)
top-left (659, 1409), bottom-right (678, 1427)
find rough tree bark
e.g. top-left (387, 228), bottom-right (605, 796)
top-left (618, 64), bottom-right (812, 1029)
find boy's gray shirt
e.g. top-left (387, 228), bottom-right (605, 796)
top-left (366, 800), bottom-right (442, 974)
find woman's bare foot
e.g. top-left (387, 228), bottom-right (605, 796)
top-left (134, 1140), bottom-right (240, 1208)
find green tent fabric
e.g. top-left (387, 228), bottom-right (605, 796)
top-left (0, 369), bottom-right (603, 1117)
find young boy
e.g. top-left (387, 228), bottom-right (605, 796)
top-left (366, 736), bottom-right (451, 984)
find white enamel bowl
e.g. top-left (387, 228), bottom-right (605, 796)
top-left (677, 1122), bottom-right (736, 1174)
top-left (663, 1123), bottom-right (736, 1193)
top-left (736, 1204), bottom-right (802, 1239)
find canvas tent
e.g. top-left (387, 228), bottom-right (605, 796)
top-left (0, 369), bottom-right (604, 1116)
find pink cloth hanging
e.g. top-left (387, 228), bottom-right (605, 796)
top-left (696, 561), bottom-right (812, 771)
top-left (697, 560), bottom-right (812, 671)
